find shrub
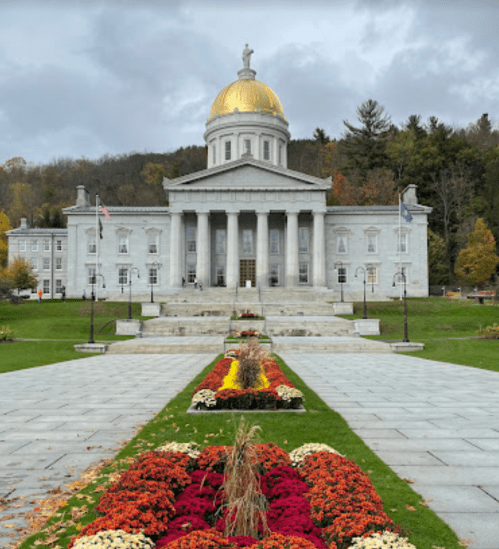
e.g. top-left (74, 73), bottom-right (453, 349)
top-left (477, 323), bottom-right (499, 339)
top-left (0, 325), bottom-right (14, 341)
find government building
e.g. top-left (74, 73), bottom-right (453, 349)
top-left (7, 48), bottom-right (432, 300)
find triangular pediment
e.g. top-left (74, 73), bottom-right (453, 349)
top-left (164, 158), bottom-right (331, 192)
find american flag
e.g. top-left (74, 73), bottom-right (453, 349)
top-left (99, 204), bottom-right (110, 220)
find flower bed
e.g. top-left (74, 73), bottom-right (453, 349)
top-left (69, 443), bottom-right (415, 549)
top-left (191, 356), bottom-right (303, 410)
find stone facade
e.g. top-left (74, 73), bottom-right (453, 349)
top-left (6, 50), bottom-right (432, 300)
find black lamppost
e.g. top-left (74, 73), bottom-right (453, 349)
top-left (354, 266), bottom-right (368, 319)
top-left (392, 271), bottom-right (409, 342)
top-left (334, 261), bottom-right (345, 302)
top-left (88, 273), bottom-right (106, 344)
top-left (128, 268), bottom-right (140, 320)
top-left (150, 261), bottom-right (160, 303)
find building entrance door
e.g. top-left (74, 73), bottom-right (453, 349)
top-left (239, 259), bottom-right (256, 287)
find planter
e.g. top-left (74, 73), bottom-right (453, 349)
top-left (116, 318), bottom-right (142, 335)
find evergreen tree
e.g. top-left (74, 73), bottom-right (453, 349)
top-left (342, 99), bottom-right (392, 178)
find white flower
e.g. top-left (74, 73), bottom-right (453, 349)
top-left (191, 389), bottom-right (217, 409)
top-left (289, 443), bottom-right (343, 466)
top-left (347, 531), bottom-right (417, 549)
top-left (155, 441), bottom-right (200, 458)
top-left (275, 384), bottom-right (303, 401)
top-left (72, 529), bottom-right (154, 549)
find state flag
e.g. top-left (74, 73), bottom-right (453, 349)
top-left (400, 202), bottom-right (413, 223)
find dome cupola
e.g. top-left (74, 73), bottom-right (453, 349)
top-left (204, 45), bottom-right (290, 169)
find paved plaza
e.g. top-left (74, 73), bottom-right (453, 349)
top-left (1, 351), bottom-right (499, 548)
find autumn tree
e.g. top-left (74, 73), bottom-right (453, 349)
top-left (455, 218), bottom-right (499, 287)
top-left (3, 258), bottom-right (38, 295)
top-left (0, 212), bottom-right (12, 268)
top-left (359, 169), bottom-right (398, 206)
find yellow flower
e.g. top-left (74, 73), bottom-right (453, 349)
top-left (218, 360), bottom-right (270, 390)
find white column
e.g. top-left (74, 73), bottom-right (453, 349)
top-left (197, 211), bottom-right (210, 287)
top-left (169, 211), bottom-right (182, 288)
top-left (256, 211), bottom-right (269, 288)
top-left (226, 212), bottom-right (239, 288)
top-left (313, 210), bottom-right (326, 288)
top-left (286, 211), bottom-right (299, 287)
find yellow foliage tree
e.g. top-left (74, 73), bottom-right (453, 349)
top-left (455, 218), bottom-right (499, 286)
top-left (0, 212), bottom-right (13, 268)
top-left (3, 258), bottom-right (38, 295)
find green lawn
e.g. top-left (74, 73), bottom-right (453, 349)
top-left (0, 299), bottom-right (147, 340)
top-left (16, 354), bottom-right (463, 549)
top-left (339, 297), bottom-right (499, 340)
top-left (0, 300), bottom-right (153, 373)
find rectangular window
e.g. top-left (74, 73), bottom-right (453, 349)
top-left (119, 235), bottom-right (128, 254)
top-left (212, 144), bottom-right (216, 165)
top-left (187, 264), bottom-right (196, 283)
top-left (88, 267), bottom-right (96, 285)
top-left (187, 227), bottom-right (196, 252)
top-left (216, 265), bottom-right (225, 286)
top-left (367, 266), bottom-right (378, 285)
top-left (118, 268), bottom-right (128, 286)
top-left (244, 139), bottom-right (251, 154)
top-left (396, 266), bottom-right (408, 284)
top-left (56, 257), bottom-right (62, 270)
top-left (31, 257), bottom-right (38, 271)
top-left (149, 268), bottom-right (158, 285)
top-left (299, 227), bottom-right (309, 253)
top-left (43, 280), bottom-right (50, 294)
top-left (55, 279), bottom-right (62, 294)
top-left (263, 140), bottom-right (270, 160)
top-left (367, 233), bottom-right (377, 253)
top-left (270, 229), bottom-right (279, 254)
top-left (88, 235), bottom-right (96, 254)
top-left (398, 234), bottom-right (407, 253)
top-left (278, 145), bottom-right (282, 165)
top-left (43, 258), bottom-right (50, 270)
top-left (43, 239), bottom-right (50, 252)
top-left (242, 229), bottom-right (252, 254)
top-left (337, 235), bottom-right (347, 254)
top-left (216, 229), bottom-right (226, 254)
top-left (225, 141), bottom-right (231, 161)
top-left (269, 265), bottom-right (279, 286)
top-left (19, 240), bottom-right (26, 252)
top-left (56, 240), bottom-right (62, 251)
top-left (337, 267), bottom-right (347, 284)
top-left (148, 234), bottom-right (158, 254)
top-left (32, 240), bottom-right (38, 252)
top-left (299, 263), bottom-right (309, 284)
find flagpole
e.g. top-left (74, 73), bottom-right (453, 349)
top-left (399, 192), bottom-right (402, 300)
top-left (96, 194), bottom-right (99, 301)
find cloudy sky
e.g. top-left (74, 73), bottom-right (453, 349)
top-left (1, 0), bottom-right (498, 166)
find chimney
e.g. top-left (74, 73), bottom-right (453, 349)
top-left (76, 185), bottom-right (90, 207)
top-left (20, 217), bottom-right (28, 229)
top-left (402, 184), bottom-right (418, 205)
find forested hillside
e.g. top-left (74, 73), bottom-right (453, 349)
top-left (1, 100), bottom-right (499, 285)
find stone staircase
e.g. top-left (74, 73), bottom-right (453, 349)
top-left (106, 287), bottom-right (392, 354)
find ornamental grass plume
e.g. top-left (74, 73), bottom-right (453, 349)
top-left (236, 338), bottom-right (270, 389)
top-left (222, 417), bottom-right (270, 539)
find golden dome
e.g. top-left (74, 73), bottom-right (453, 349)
top-left (209, 78), bottom-right (286, 121)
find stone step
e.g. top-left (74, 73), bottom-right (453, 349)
top-left (141, 316), bottom-right (355, 337)
top-left (272, 336), bottom-right (393, 353)
top-left (106, 336), bottom-right (224, 354)
top-left (161, 302), bottom-right (336, 317)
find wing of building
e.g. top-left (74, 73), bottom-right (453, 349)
top-left (7, 50), bottom-right (432, 300)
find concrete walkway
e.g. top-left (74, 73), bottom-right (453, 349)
top-left (281, 353), bottom-right (499, 549)
top-left (0, 354), bottom-right (216, 547)
top-left (1, 352), bottom-right (499, 548)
